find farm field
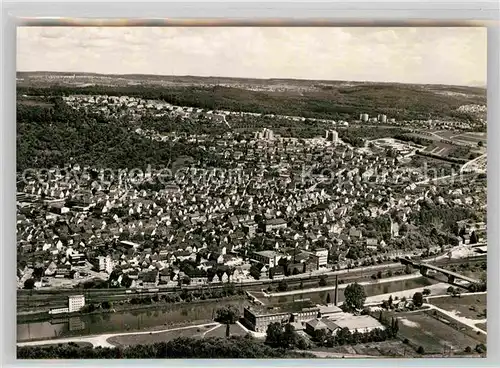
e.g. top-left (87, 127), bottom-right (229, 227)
top-left (423, 142), bottom-right (455, 156)
top-left (438, 131), bottom-right (486, 144)
top-left (428, 294), bottom-right (487, 320)
top-left (311, 340), bottom-right (420, 358)
top-left (396, 311), bottom-right (484, 354)
top-left (410, 130), bottom-right (486, 146)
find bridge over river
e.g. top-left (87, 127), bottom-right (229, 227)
top-left (399, 258), bottom-right (481, 285)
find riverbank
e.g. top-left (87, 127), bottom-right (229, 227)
top-left (364, 281), bottom-right (450, 304)
top-left (18, 295), bottom-right (246, 325)
top-left (265, 272), bottom-right (423, 298)
top-left (17, 322), bottom-right (221, 349)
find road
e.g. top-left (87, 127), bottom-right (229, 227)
top-left (460, 153), bottom-right (487, 174)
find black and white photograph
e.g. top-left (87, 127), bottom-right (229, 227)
top-left (15, 26), bottom-right (487, 359)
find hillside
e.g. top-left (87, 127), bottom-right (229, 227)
top-left (17, 72), bottom-right (486, 122)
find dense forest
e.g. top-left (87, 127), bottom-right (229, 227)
top-left (17, 80), bottom-right (485, 122)
top-left (17, 336), bottom-right (315, 359)
top-left (16, 99), bottom-right (211, 172)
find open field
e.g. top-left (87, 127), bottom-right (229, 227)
top-left (428, 294), bottom-right (486, 320)
top-left (423, 142), bottom-right (455, 157)
top-left (410, 130), bottom-right (486, 149)
top-left (104, 322), bottom-right (248, 347)
top-left (311, 340), bottom-right (420, 358)
top-left (434, 130), bottom-right (487, 145)
top-left (107, 324), bottom-right (216, 348)
top-left (396, 311), bottom-right (484, 354)
top-left (204, 323), bottom-right (248, 338)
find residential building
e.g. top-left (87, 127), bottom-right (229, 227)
top-left (68, 295), bottom-right (85, 313)
top-left (96, 255), bottom-right (114, 274)
top-left (265, 218), bottom-right (287, 232)
top-left (252, 250), bottom-right (282, 268)
top-left (312, 248), bottom-right (328, 267)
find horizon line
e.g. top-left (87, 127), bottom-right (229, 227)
top-left (16, 70), bottom-right (487, 89)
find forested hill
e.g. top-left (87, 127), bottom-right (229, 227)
top-left (16, 98), bottom-right (210, 172)
top-left (17, 75), bottom-right (486, 122)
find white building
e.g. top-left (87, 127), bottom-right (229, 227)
top-left (68, 295), bottom-right (86, 313)
top-left (252, 250), bottom-right (282, 268)
top-left (313, 248), bottom-right (329, 267)
top-left (254, 128), bottom-right (275, 141)
top-left (378, 114), bottom-right (387, 123)
top-left (97, 255), bottom-right (114, 274)
top-left (325, 130), bottom-right (339, 144)
top-left (332, 315), bottom-right (385, 333)
top-left (49, 307), bottom-right (69, 315)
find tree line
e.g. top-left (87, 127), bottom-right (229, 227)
top-left (17, 81), bottom-right (484, 123)
top-left (17, 99), bottom-right (212, 172)
top-left (17, 335), bottom-right (315, 359)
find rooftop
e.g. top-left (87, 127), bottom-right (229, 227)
top-left (318, 304), bottom-right (343, 315)
top-left (332, 315), bottom-right (384, 331)
top-left (246, 300), bottom-right (317, 316)
top-left (266, 218), bottom-right (287, 225)
top-left (254, 250), bottom-right (280, 258)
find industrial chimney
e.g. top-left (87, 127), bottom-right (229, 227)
top-left (334, 275), bottom-right (339, 306)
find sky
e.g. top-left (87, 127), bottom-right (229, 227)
top-left (17, 27), bottom-right (487, 86)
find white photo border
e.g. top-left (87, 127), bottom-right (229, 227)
top-left (1, 1), bottom-right (499, 367)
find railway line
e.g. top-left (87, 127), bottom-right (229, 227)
top-left (17, 255), bottom-right (486, 312)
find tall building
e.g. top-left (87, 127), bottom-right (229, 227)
top-left (313, 248), bottom-right (329, 267)
top-left (97, 255), bottom-right (114, 274)
top-left (255, 128), bottom-right (275, 141)
top-left (68, 295), bottom-right (85, 313)
top-left (325, 130), bottom-right (338, 144)
top-left (378, 114), bottom-right (387, 123)
top-left (266, 129), bottom-right (274, 140)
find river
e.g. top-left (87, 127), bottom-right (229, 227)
top-left (17, 299), bottom-right (248, 342)
top-left (17, 276), bottom-right (437, 342)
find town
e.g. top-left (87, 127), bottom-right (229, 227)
top-left (16, 77), bottom-right (487, 359)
